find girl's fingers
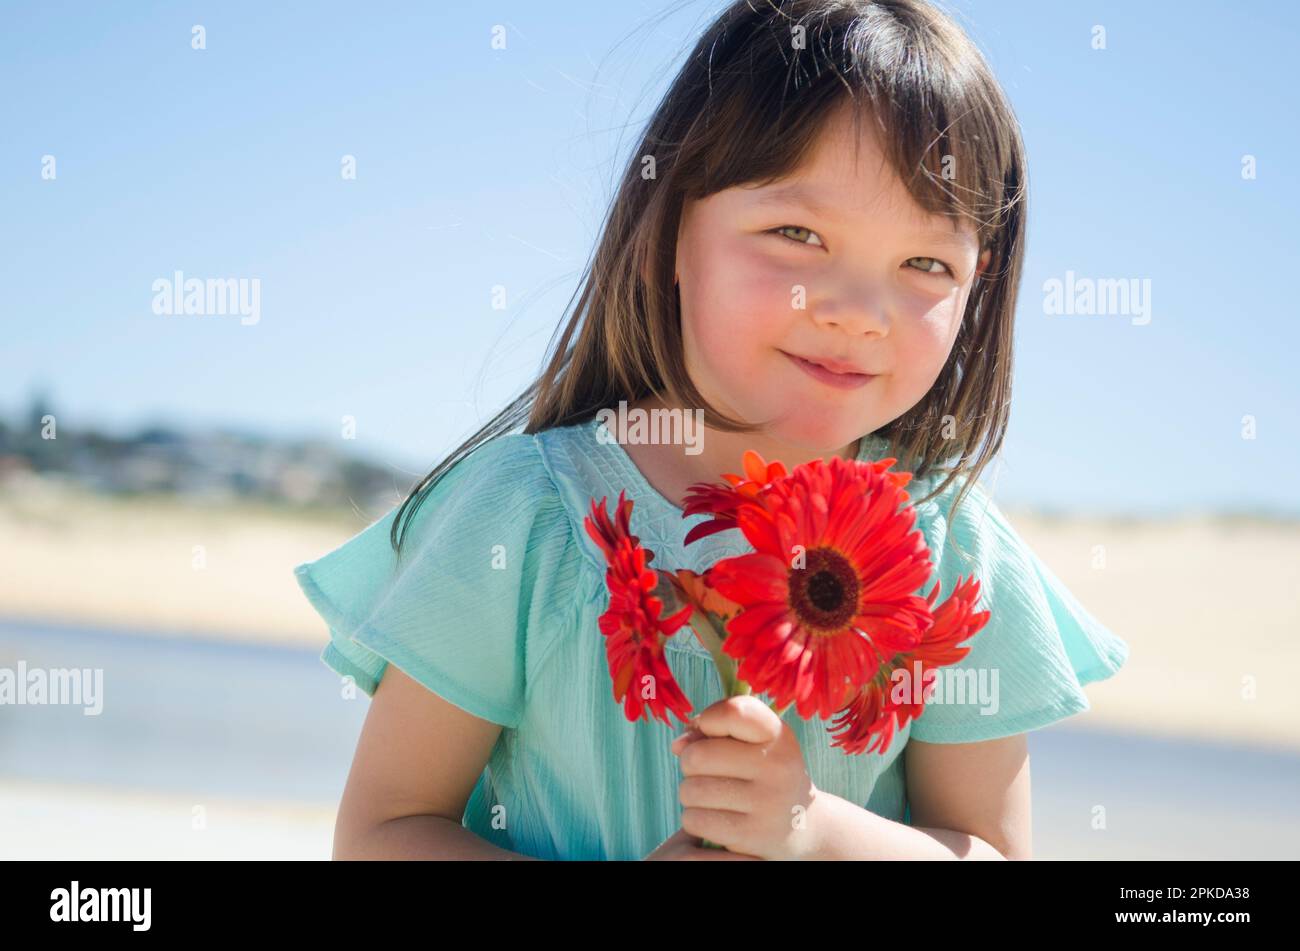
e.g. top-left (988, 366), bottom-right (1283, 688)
top-left (670, 728), bottom-right (704, 754)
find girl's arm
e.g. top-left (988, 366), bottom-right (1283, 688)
top-left (332, 664), bottom-right (541, 860)
top-left (807, 733), bottom-right (1032, 860)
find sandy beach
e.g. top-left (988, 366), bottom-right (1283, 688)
top-left (0, 776), bottom-right (336, 860)
top-left (2, 478), bottom-right (1298, 753)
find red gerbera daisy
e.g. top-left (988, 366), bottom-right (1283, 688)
top-left (682, 450), bottom-right (789, 546)
top-left (688, 451), bottom-right (936, 721)
top-left (584, 491), bottom-right (695, 725)
top-left (683, 447), bottom-right (914, 546)
top-left (828, 575), bottom-right (990, 755)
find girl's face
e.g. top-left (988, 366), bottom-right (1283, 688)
top-left (675, 103), bottom-right (991, 451)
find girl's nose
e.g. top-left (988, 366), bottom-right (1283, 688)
top-left (808, 276), bottom-right (890, 338)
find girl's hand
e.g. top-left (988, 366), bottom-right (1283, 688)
top-left (642, 827), bottom-right (761, 860)
top-left (671, 695), bottom-right (821, 861)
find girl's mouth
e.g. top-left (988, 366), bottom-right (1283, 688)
top-left (781, 351), bottom-right (876, 390)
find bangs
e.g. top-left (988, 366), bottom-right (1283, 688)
top-left (680, 1), bottom-right (1019, 252)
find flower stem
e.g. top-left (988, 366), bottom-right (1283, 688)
top-left (686, 608), bottom-right (737, 696)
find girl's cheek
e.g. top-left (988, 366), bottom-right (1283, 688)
top-left (691, 256), bottom-right (791, 346)
top-left (894, 301), bottom-right (963, 386)
top-left (732, 257), bottom-right (807, 338)
top-left (682, 236), bottom-right (812, 394)
top-left (739, 243), bottom-right (807, 299)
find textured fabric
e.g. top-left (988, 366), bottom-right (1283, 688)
top-left (294, 415), bottom-right (1128, 860)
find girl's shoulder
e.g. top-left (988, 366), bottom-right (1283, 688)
top-left (898, 467), bottom-right (1130, 744)
top-left (293, 428), bottom-right (589, 720)
top-left (396, 430), bottom-right (569, 549)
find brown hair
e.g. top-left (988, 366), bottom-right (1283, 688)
top-left (392, 0), bottom-right (1027, 553)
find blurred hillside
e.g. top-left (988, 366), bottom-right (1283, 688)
top-left (0, 389), bottom-right (396, 514)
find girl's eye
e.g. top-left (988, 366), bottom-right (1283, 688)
top-left (769, 225), bottom-right (825, 248)
top-left (769, 228), bottom-right (954, 278)
top-left (905, 256), bottom-right (954, 277)
top-left (768, 228), bottom-right (955, 279)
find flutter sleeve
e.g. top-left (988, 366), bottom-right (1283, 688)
top-left (292, 432), bottom-right (572, 728)
top-left (906, 476), bottom-right (1129, 744)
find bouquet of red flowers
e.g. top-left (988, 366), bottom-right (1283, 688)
top-left (583, 447), bottom-right (990, 759)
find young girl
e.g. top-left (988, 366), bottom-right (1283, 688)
top-left (295, 0), bottom-right (1128, 861)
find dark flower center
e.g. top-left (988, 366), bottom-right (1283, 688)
top-left (788, 547), bottom-right (860, 633)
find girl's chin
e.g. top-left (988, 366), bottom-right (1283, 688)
top-left (754, 416), bottom-right (866, 454)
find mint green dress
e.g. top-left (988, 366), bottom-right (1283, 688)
top-left (294, 415), bottom-right (1128, 860)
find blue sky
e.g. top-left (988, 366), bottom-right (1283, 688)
top-left (2, 1), bottom-right (1297, 515)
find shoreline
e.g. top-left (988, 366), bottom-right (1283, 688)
top-left (3, 486), bottom-right (1298, 755)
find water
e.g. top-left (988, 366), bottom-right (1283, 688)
top-left (1, 617), bottom-right (1297, 859)
top-left (1026, 723), bottom-right (1300, 858)
top-left (0, 617), bottom-right (366, 804)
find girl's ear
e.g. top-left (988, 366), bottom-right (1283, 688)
top-left (975, 247), bottom-right (992, 278)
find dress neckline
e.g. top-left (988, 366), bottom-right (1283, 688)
top-left (585, 415), bottom-right (892, 520)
